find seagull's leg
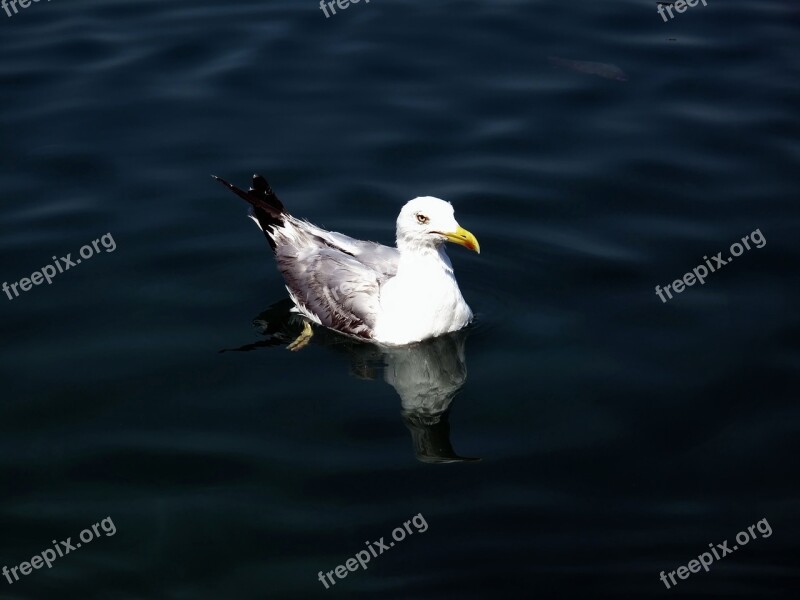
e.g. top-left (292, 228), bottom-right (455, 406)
top-left (286, 320), bottom-right (314, 352)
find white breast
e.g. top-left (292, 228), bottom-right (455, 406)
top-left (372, 249), bottom-right (473, 345)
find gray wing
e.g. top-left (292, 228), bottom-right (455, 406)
top-left (274, 242), bottom-right (383, 340)
top-left (270, 217), bottom-right (400, 339)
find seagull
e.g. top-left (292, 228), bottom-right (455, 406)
top-left (214, 174), bottom-right (480, 349)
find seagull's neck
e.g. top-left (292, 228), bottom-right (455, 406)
top-left (396, 244), bottom-right (453, 277)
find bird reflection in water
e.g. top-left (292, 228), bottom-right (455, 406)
top-left (222, 299), bottom-right (479, 464)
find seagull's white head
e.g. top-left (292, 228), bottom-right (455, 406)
top-left (395, 196), bottom-right (480, 255)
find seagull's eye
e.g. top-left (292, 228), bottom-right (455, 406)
top-left (416, 214), bottom-right (429, 224)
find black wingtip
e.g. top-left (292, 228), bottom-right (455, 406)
top-left (214, 173), bottom-right (287, 251)
top-left (250, 174), bottom-right (275, 197)
top-left (212, 174), bottom-right (251, 203)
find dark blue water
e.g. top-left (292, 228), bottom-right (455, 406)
top-left (1, 0), bottom-right (798, 598)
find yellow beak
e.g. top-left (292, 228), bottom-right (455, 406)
top-left (443, 226), bottom-right (480, 254)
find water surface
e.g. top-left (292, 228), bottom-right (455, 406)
top-left (1, 0), bottom-right (798, 598)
